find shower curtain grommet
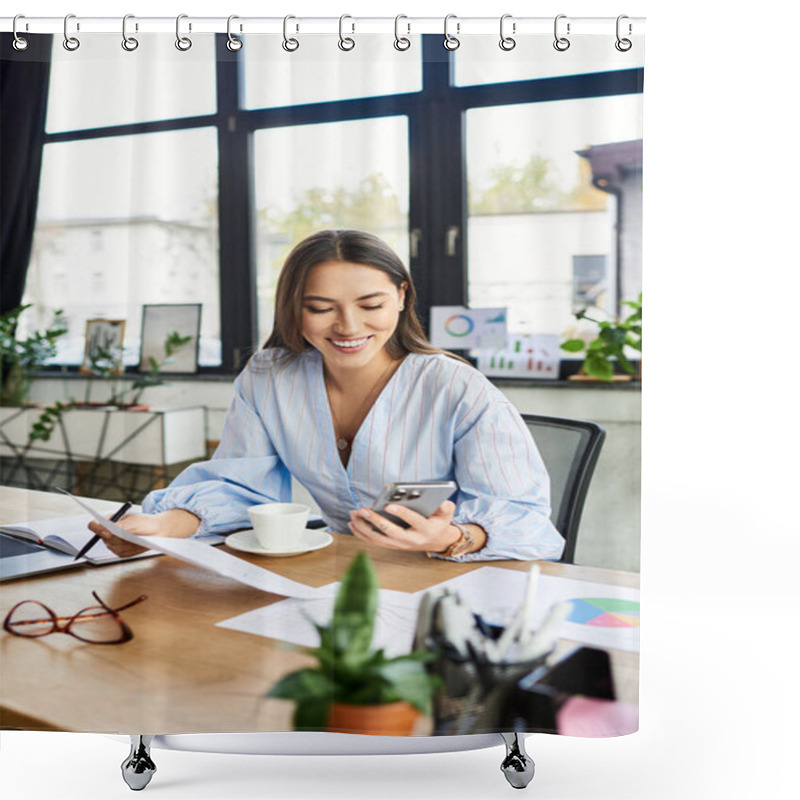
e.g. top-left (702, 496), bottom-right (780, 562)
top-left (175, 14), bottom-right (193, 52)
top-left (553, 14), bottom-right (571, 51)
top-left (499, 14), bottom-right (516, 51)
top-left (62, 14), bottom-right (80, 51)
top-left (226, 15), bottom-right (243, 52)
top-left (443, 14), bottom-right (461, 51)
top-left (394, 15), bottom-right (411, 51)
top-left (121, 14), bottom-right (139, 52)
top-left (615, 15), bottom-right (633, 51)
top-left (338, 15), bottom-right (356, 51)
top-left (282, 15), bottom-right (300, 52)
top-left (12, 15), bottom-right (29, 51)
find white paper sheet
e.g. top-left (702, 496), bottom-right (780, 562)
top-left (218, 587), bottom-right (423, 658)
top-left (217, 566), bottom-right (640, 656)
top-left (66, 493), bottom-right (336, 600)
top-left (429, 567), bottom-right (640, 653)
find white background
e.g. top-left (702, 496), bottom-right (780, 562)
top-left (2, 1), bottom-right (798, 799)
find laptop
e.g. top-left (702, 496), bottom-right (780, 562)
top-left (0, 532), bottom-right (87, 582)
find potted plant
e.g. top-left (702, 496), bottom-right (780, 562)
top-left (0, 304), bottom-right (67, 406)
top-left (560, 293), bottom-right (642, 382)
top-left (267, 551), bottom-right (439, 735)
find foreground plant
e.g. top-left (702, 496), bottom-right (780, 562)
top-left (267, 551), bottom-right (438, 730)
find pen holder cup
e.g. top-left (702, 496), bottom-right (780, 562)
top-left (424, 645), bottom-right (552, 736)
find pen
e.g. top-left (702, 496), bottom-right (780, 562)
top-left (73, 501), bottom-right (132, 561)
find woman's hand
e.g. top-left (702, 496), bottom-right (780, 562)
top-left (87, 509), bottom-right (201, 558)
top-left (347, 500), bottom-right (461, 554)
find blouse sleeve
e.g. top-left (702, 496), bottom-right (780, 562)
top-left (443, 380), bottom-right (565, 563)
top-left (142, 360), bottom-right (291, 536)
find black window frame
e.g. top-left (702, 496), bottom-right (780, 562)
top-left (34, 34), bottom-right (644, 377)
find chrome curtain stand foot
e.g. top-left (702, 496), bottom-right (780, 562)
top-left (121, 735), bottom-right (157, 791)
top-left (499, 732), bottom-right (535, 789)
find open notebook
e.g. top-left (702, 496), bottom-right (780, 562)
top-left (0, 513), bottom-right (223, 581)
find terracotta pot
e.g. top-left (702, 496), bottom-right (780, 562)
top-left (327, 700), bottom-right (421, 736)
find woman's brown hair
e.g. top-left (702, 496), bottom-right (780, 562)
top-left (263, 229), bottom-right (464, 362)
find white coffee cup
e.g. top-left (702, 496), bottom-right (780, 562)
top-left (247, 503), bottom-right (310, 551)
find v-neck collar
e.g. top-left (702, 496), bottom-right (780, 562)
top-left (312, 348), bottom-right (409, 475)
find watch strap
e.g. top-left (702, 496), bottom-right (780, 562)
top-left (437, 522), bottom-right (474, 558)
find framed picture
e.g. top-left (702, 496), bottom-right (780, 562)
top-left (139, 303), bottom-right (202, 374)
top-left (80, 319), bottom-right (126, 374)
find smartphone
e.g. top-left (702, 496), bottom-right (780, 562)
top-left (371, 481), bottom-right (457, 530)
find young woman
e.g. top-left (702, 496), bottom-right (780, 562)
top-left (90, 230), bottom-right (564, 562)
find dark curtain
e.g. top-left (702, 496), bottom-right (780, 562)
top-left (0, 33), bottom-right (52, 315)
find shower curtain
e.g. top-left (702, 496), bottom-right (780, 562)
top-left (0, 16), bottom-right (643, 742)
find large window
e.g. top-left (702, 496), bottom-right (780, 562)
top-left (466, 94), bottom-right (643, 335)
top-left (253, 117), bottom-right (410, 345)
top-left (22, 34), bottom-right (643, 377)
top-left (26, 128), bottom-right (220, 366)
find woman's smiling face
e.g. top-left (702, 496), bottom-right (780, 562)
top-left (301, 260), bottom-right (407, 372)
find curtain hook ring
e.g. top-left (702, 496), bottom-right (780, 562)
top-left (282, 15), bottom-right (299, 51)
top-left (553, 14), bottom-right (570, 51)
top-left (12, 14), bottom-right (29, 51)
top-left (175, 13), bottom-right (192, 51)
top-left (122, 14), bottom-right (139, 51)
top-left (615, 15), bottom-right (632, 52)
top-left (394, 14), bottom-right (411, 51)
top-left (443, 13), bottom-right (460, 51)
top-left (227, 15), bottom-right (243, 51)
top-left (63, 13), bottom-right (80, 51)
top-left (499, 13), bottom-right (516, 51)
top-left (338, 14), bottom-right (355, 51)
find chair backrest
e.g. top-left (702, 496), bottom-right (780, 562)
top-left (521, 414), bottom-right (606, 564)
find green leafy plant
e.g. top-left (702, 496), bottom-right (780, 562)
top-left (127, 331), bottom-right (193, 407)
top-left (267, 552), bottom-right (439, 730)
top-left (561, 293), bottom-right (642, 381)
top-left (0, 304), bottom-right (67, 406)
top-left (82, 330), bottom-right (193, 407)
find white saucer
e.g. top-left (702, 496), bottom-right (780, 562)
top-left (225, 529), bottom-right (333, 558)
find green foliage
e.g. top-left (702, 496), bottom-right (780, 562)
top-left (561, 294), bottom-right (642, 382)
top-left (267, 552), bottom-right (439, 731)
top-left (127, 331), bottom-right (193, 406)
top-left (28, 399), bottom-right (75, 443)
top-left (84, 330), bottom-right (193, 407)
top-left (469, 154), bottom-right (608, 215)
top-left (0, 304), bottom-right (67, 406)
top-left (260, 173), bottom-right (405, 277)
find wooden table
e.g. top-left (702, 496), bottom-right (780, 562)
top-left (0, 487), bottom-right (639, 734)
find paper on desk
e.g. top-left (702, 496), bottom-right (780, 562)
top-left (427, 567), bottom-right (641, 654)
top-left (66, 493), bottom-right (336, 600)
top-left (218, 587), bottom-right (423, 658)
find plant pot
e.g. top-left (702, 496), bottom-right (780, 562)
top-left (327, 701), bottom-right (422, 736)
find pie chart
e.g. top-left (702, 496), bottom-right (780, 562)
top-left (567, 597), bottom-right (640, 628)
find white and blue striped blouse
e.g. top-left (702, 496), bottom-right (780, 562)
top-left (143, 348), bottom-right (564, 562)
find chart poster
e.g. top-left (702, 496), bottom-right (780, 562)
top-left (476, 334), bottom-right (561, 379)
top-left (429, 306), bottom-right (507, 350)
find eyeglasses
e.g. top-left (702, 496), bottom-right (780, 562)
top-left (3, 591), bottom-right (148, 644)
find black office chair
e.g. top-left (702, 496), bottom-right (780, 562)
top-left (521, 414), bottom-right (606, 564)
